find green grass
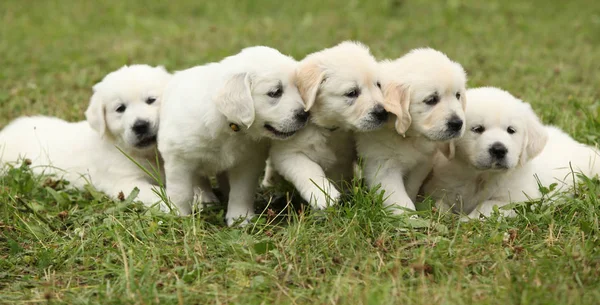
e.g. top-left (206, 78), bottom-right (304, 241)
top-left (1, 0), bottom-right (600, 304)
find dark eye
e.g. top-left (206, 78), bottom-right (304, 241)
top-left (345, 88), bottom-right (360, 98)
top-left (507, 126), bottom-right (516, 134)
top-left (424, 94), bottom-right (440, 106)
top-left (116, 104), bottom-right (126, 113)
top-left (471, 125), bottom-right (485, 134)
top-left (146, 97), bottom-right (157, 105)
top-left (455, 92), bottom-right (461, 99)
top-left (267, 87), bottom-right (283, 98)
top-left (376, 82), bottom-right (381, 89)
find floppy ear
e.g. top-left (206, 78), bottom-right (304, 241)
top-left (383, 83), bottom-right (412, 136)
top-left (214, 73), bottom-right (255, 129)
top-left (519, 103), bottom-right (548, 165)
top-left (85, 90), bottom-right (107, 136)
top-left (438, 140), bottom-right (456, 159)
top-left (459, 90), bottom-right (467, 111)
top-left (296, 61), bottom-right (325, 111)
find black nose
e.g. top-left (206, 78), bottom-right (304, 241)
top-left (295, 109), bottom-right (310, 123)
top-left (371, 104), bottom-right (388, 122)
top-left (489, 142), bottom-right (508, 159)
top-left (447, 115), bottom-right (464, 132)
top-left (132, 120), bottom-right (150, 135)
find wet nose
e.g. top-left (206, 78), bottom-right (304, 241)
top-left (371, 104), bottom-right (388, 122)
top-left (294, 109), bottom-right (310, 123)
top-left (488, 142), bottom-right (508, 159)
top-left (132, 120), bottom-right (150, 135)
top-left (447, 115), bottom-right (464, 132)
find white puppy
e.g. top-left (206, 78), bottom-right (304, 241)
top-left (422, 87), bottom-right (600, 218)
top-left (0, 65), bottom-right (172, 207)
top-left (158, 46), bottom-right (308, 225)
top-left (263, 41), bottom-right (387, 209)
top-left (356, 48), bottom-right (467, 213)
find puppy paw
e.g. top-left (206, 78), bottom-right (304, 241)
top-left (225, 213), bottom-right (255, 227)
top-left (311, 190), bottom-right (341, 210)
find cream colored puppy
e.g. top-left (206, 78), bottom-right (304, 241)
top-left (263, 41), bottom-right (387, 209)
top-left (0, 65), bottom-right (172, 208)
top-left (356, 48), bottom-right (467, 213)
top-left (158, 46), bottom-right (308, 225)
top-left (422, 87), bottom-right (600, 218)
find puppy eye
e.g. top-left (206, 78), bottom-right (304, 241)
top-left (267, 87), bottom-right (283, 98)
top-left (455, 92), bottom-right (461, 100)
top-left (376, 82), bottom-right (382, 89)
top-left (507, 126), bottom-right (516, 134)
top-left (471, 125), bottom-right (485, 134)
top-left (146, 97), bottom-right (157, 105)
top-left (115, 104), bottom-right (127, 113)
top-left (345, 88), bottom-right (361, 98)
top-left (424, 95), bottom-right (440, 106)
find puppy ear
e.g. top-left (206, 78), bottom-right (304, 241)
top-left (520, 103), bottom-right (548, 165)
top-left (296, 61), bottom-right (325, 111)
top-left (215, 73), bottom-right (255, 129)
top-left (383, 83), bottom-right (412, 135)
top-left (85, 89), bottom-right (107, 136)
top-left (438, 140), bottom-right (456, 159)
top-left (459, 90), bottom-right (467, 111)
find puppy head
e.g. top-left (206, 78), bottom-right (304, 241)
top-left (85, 65), bottom-right (172, 152)
top-left (295, 41), bottom-right (387, 131)
top-left (215, 46), bottom-right (307, 140)
top-left (382, 48), bottom-right (467, 140)
top-left (453, 87), bottom-right (548, 170)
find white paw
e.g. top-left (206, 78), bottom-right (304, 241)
top-left (311, 189), bottom-right (340, 210)
top-left (225, 210), bottom-right (255, 227)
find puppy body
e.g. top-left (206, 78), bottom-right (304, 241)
top-left (158, 47), bottom-right (307, 225)
top-left (423, 87), bottom-right (600, 218)
top-left (265, 42), bottom-right (387, 209)
top-left (0, 65), bottom-right (172, 207)
top-left (356, 48), bottom-right (467, 213)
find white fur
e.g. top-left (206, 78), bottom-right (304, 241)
top-left (0, 65), bottom-right (172, 208)
top-left (356, 48), bottom-right (467, 213)
top-left (158, 46), bottom-right (307, 225)
top-left (264, 41), bottom-right (387, 209)
top-left (422, 87), bottom-right (600, 218)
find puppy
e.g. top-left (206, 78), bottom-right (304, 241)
top-left (422, 87), bottom-right (600, 218)
top-left (263, 41), bottom-right (387, 209)
top-left (158, 46), bottom-right (308, 225)
top-left (0, 65), bottom-right (172, 208)
top-left (356, 48), bottom-right (467, 213)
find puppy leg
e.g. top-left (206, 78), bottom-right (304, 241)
top-left (363, 160), bottom-right (415, 213)
top-left (467, 200), bottom-right (515, 219)
top-left (405, 160), bottom-right (433, 202)
top-left (225, 155), bottom-right (265, 226)
top-left (273, 152), bottom-right (340, 209)
top-left (194, 176), bottom-right (219, 204)
top-left (261, 158), bottom-right (283, 188)
top-left (163, 157), bottom-right (195, 215)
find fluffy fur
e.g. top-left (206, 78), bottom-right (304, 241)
top-left (158, 46), bottom-right (308, 225)
top-left (0, 65), bottom-right (172, 208)
top-left (422, 87), bottom-right (600, 218)
top-left (356, 48), bottom-right (467, 213)
top-left (263, 41), bottom-right (387, 209)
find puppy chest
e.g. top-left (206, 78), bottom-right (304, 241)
top-left (196, 138), bottom-right (259, 174)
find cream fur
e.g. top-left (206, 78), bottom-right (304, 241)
top-left (422, 87), bottom-right (600, 218)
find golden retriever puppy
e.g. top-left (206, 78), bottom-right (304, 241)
top-left (263, 41), bottom-right (387, 209)
top-left (422, 87), bottom-right (600, 218)
top-left (356, 48), bottom-right (467, 214)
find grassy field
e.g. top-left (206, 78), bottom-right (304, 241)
top-left (1, 0), bottom-right (600, 304)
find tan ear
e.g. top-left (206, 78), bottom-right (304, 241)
top-left (85, 90), bottom-right (106, 136)
top-left (519, 103), bottom-right (548, 165)
top-left (215, 73), bottom-right (255, 129)
top-left (438, 140), bottom-right (456, 159)
top-left (383, 83), bottom-right (412, 135)
top-left (296, 61), bottom-right (325, 111)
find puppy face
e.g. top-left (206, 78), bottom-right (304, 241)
top-left (215, 46), bottom-right (307, 140)
top-left (295, 41), bottom-right (387, 131)
top-left (454, 87), bottom-right (548, 170)
top-left (85, 65), bottom-right (172, 152)
top-left (382, 48), bottom-right (467, 141)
